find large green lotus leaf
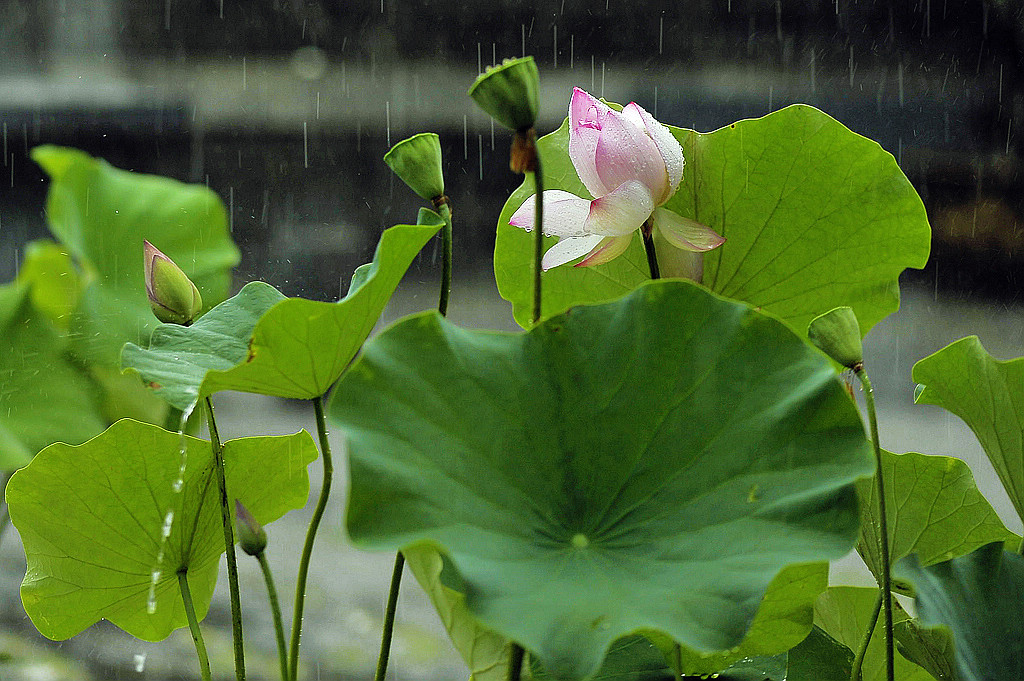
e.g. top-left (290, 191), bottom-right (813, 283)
top-left (899, 543), bottom-right (1024, 681)
top-left (0, 282), bottom-right (105, 470)
top-left (530, 635), bottom-right (674, 681)
top-left (913, 336), bottom-right (1024, 524)
top-left (670, 563), bottom-right (828, 675)
top-left (32, 145), bottom-right (240, 365)
top-left (856, 449), bottom-right (1017, 592)
top-left (403, 546), bottom-right (510, 681)
top-left (495, 104), bottom-right (930, 332)
top-left (16, 240), bottom-right (82, 331)
top-left (893, 618), bottom-right (957, 681)
top-left (5, 418), bottom-right (317, 641)
top-left (813, 587), bottom-right (932, 681)
top-left (786, 625), bottom-right (853, 681)
top-left (332, 279), bottom-right (873, 681)
top-left (122, 221), bottom-right (442, 407)
top-left (121, 282), bottom-right (287, 411)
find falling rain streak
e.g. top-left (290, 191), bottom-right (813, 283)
top-left (898, 62), bottom-right (904, 108)
top-left (385, 101), bottom-right (391, 148)
top-left (553, 25), bottom-right (557, 68)
top-left (303, 121), bottom-right (309, 168)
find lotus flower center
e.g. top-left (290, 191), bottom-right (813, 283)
top-left (570, 533), bottom-right (589, 549)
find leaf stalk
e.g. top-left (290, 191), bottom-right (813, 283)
top-left (855, 367), bottom-right (894, 681)
top-left (289, 395), bottom-right (334, 681)
top-left (205, 396), bottom-right (246, 681)
top-left (179, 569), bottom-right (213, 681)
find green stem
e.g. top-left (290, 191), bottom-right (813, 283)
top-left (373, 552), bottom-right (406, 681)
top-left (438, 202), bottom-right (454, 317)
top-left (179, 570), bottom-right (213, 681)
top-left (850, 588), bottom-right (884, 681)
top-left (257, 552), bottom-right (289, 681)
top-left (641, 217), bottom-right (660, 280)
top-left (855, 368), bottom-right (894, 681)
top-left (672, 643), bottom-right (682, 678)
top-left (531, 153), bottom-right (544, 325)
top-left (205, 397), bottom-right (246, 681)
top-left (507, 643), bottom-right (525, 681)
top-left (289, 395), bottom-right (334, 681)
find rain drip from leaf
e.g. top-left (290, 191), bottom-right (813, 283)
top-left (146, 399), bottom-right (197, 615)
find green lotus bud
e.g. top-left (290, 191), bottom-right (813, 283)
top-left (807, 306), bottom-right (863, 369)
top-left (144, 240), bottom-right (202, 325)
top-left (384, 133), bottom-right (445, 201)
top-left (234, 500), bottom-right (267, 556)
top-left (468, 56), bottom-right (540, 131)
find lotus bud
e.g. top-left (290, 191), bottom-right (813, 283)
top-left (468, 56), bottom-right (540, 132)
top-left (234, 500), bottom-right (267, 556)
top-left (384, 133), bottom-right (446, 203)
top-left (144, 240), bottom-right (202, 325)
top-left (807, 306), bottom-right (864, 370)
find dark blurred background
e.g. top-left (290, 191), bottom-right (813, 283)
top-left (4, 0), bottom-right (1024, 301)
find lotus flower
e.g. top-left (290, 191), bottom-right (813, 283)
top-left (509, 88), bottom-right (724, 272)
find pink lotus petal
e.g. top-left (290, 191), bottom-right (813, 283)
top-left (575, 234), bottom-right (634, 268)
top-left (541, 234), bottom-right (605, 270)
top-left (623, 102), bottom-right (685, 203)
top-left (593, 107), bottom-right (667, 202)
top-left (653, 207), bottom-right (725, 252)
top-left (509, 190), bottom-right (592, 238)
top-left (584, 180), bottom-right (655, 237)
top-left (568, 88), bottom-right (613, 198)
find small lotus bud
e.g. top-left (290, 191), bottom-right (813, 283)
top-left (807, 306), bottom-right (864, 370)
top-left (384, 133), bottom-right (445, 201)
top-left (234, 500), bottom-right (267, 556)
top-left (468, 56), bottom-right (540, 132)
top-left (144, 240), bottom-right (202, 325)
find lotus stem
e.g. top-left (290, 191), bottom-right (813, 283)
top-left (855, 367), bottom-right (894, 681)
top-left (373, 552), bottom-right (406, 681)
top-left (289, 395), bottom-right (334, 681)
top-left (205, 396), bottom-right (246, 681)
top-left (850, 588), bottom-right (884, 681)
top-left (254, 552), bottom-right (289, 681)
top-left (532, 152), bottom-right (544, 324)
top-left (179, 569), bottom-right (212, 681)
top-left (641, 216), bottom-right (660, 279)
top-left (438, 202), bottom-right (454, 317)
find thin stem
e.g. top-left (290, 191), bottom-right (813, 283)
top-left (373, 552), bottom-right (406, 681)
top-left (531, 152), bottom-right (544, 325)
top-left (257, 552), bottom-right (289, 681)
top-left (672, 643), bottom-right (682, 678)
top-left (205, 397), bottom-right (246, 681)
top-left (850, 588), bottom-right (884, 681)
top-left (855, 368), bottom-right (894, 681)
top-left (438, 202), bottom-right (454, 317)
top-left (179, 570), bottom-right (213, 681)
top-left (289, 395), bottom-right (334, 681)
top-left (507, 643), bottom-right (525, 681)
top-left (641, 217), bottom-right (660, 279)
